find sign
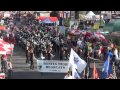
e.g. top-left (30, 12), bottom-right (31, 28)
top-left (37, 60), bottom-right (69, 73)
top-left (70, 20), bottom-right (79, 30)
top-left (40, 13), bottom-right (50, 17)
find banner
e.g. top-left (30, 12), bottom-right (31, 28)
top-left (37, 60), bottom-right (69, 73)
top-left (40, 13), bottom-right (50, 17)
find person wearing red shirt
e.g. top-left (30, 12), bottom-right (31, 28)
top-left (100, 45), bottom-right (105, 61)
top-left (10, 37), bottom-right (15, 45)
top-left (3, 35), bottom-right (8, 42)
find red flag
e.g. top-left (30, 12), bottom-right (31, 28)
top-left (93, 62), bottom-right (99, 79)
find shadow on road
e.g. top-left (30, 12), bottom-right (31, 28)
top-left (10, 72), bottom-right (66, 79)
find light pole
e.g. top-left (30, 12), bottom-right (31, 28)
top-left (100, 11), bottom-right (101, 27)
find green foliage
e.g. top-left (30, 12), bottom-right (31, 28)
top-left (50, 11), bottom-right (58, 17)
top-left (111, 37), bottom-right (120, 45)
top-left (117, 46), bottom-right (120, 51)
top-left (63, 18), bottom-right (70, 27)
top-left (92, 11), bottom-right (101, 14)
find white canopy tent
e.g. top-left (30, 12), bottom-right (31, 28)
top-left (85, 11), bottom-right (95, 20)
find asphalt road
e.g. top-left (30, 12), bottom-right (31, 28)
top-left (10, 44), bottom-right (105, 79)
top-left (11, 44), bottom-right (66, 79)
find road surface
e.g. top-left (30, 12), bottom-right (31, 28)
top-left (11, 44), bottom-right (66, 79)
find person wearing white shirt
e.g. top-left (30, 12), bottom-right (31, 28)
top-left (113, 47), bottom-right (120, 60)
top-left (114, 47), bottom-right (119, 60)
top-left (77, 39), bottom-right (82, 47)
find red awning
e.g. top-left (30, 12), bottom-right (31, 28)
top-left (49, 17), bottom-right (58, 22)
top-left (0, 26), bottom-right (6, 30)
top-left (39, 17), bottom-right (46, 21)
top-left (38, 17), bottom-right (58, 22)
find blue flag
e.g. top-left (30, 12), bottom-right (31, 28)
top-left (102, 56), bottom-right (113, 79)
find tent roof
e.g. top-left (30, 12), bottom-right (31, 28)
top-left (39, 17), bottom-right (46, 21)
top-left (41, 18), bottom-right (53, 23)
top-left (49, 17), bottom-right (58, 22)
top-left (0, 26), bottom-right (6, 30)
top-left (86, 11), bottom-right (95, 17)
top-left (38, 17), bottom-right (58, 22)
top-left (103, 19), bottom-right (120, 32)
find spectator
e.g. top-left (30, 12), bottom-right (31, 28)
top-left (1, 55), bottom-right (7, 75)
top-left (7, 58), bottom-right (13, 79)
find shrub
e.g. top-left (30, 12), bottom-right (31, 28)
top-left (63, 18), bottom-right (70, 27)
top-left (111, 37), bottom-right (119, 45)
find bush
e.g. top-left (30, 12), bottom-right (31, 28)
top-left (63, 18), bottom-right (70, 27)
top-left (117, 46), bottom-right (120, 51)
top-left (111, 37), bottom-right (119, 45)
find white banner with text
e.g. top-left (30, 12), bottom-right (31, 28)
top-left (37, 60), bottom-right (69, 73)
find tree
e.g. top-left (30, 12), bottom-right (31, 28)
top-left (75, 11), bottom-right (79, 19)
top-left (79, 11), bottom-right (87, 15)
top-left (50, 11), bottom-right (59, 17)
top-left (93, 11), bottom-right (101, 14)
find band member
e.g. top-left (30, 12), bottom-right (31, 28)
top-left (26, 42), bottom-right (29, 63)
top-left (28, 46), bottom-right (34, 69)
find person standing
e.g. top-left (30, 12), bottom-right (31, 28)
top-left (28, 46), bottom-right (34, 69)
top-left (1, 55), bottom-right (7, 75)
top-left (25, 43), bottom-right (29, 63)
top-left (7, 58), bottom-right (13, 79)
top-left (60, 47), bottom-right (64, 60)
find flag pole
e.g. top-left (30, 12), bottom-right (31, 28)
top-left (93, 62), bottom-right (95, 79)
top-left (107, 56), bottom-right (110, 78)
top-left (100, 11), bottom-right (101, 27)
top-left (113, 62), bottom-right (117, 79)
top-left (87, 57), bottom-right (89, 79)
top-left (83, 69), bottom-right (85, 79)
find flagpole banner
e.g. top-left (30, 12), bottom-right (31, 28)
top-left (37, 60), bottom-right (69, 73)
top-left (93, 62), bottom-right (99, 79)
top-left (69, 48), bottom-right (87, 74)
top-left (72, 66), bottom-right (81, 79)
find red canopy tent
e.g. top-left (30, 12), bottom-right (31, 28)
top-left (49, 17), bottom-right (58, 22)
top-left (0, 26), bottom-right (6, 30)
top-left (39, 17), bottom-right (46, 21)
top-left (38, 17), bottom-right (58, 22)
top-left (0, 47), bottom-right (6, 54)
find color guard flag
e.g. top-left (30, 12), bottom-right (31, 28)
top-left (93, 62), bottom-right (99, 79)
top-left (102, 56), bottom-right (112, 79)
top-left (69, 48), bottom-right (87, 73)
top-left (72, 66), bottom-right (81, 79)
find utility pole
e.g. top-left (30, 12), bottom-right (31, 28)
top-left (100, 11), bottom-right (101, 27)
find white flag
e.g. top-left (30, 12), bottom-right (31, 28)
top-left (69, 48), bottom-right (87, 73)
top-left (72, 66), bottom-right (81, 79)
